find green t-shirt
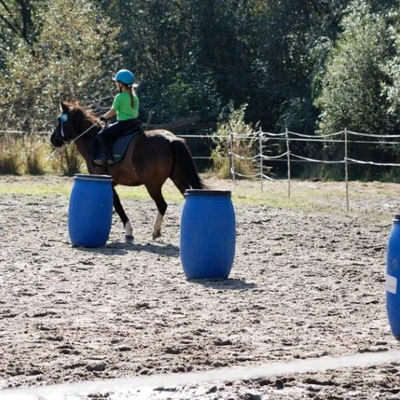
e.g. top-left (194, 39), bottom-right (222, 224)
top-left (112, 92), bottom-right (139, 121)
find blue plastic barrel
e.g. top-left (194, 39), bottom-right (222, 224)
top-left (180, 189), bottom-right (236, 279)
top-left (68, 174), bottom-right (113, 247)
top-left (386, 213), bottom-right (400, 340)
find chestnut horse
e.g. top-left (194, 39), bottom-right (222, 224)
top-left (50, 101), bottom-right (205, 240)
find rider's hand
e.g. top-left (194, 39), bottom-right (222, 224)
top-left (100, 116), bottom-right (107, 122)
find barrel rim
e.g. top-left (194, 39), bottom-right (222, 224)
top-left (74, 173), bottom-right (113, 182)
top-left (184, 189), bottom-right (231, 197)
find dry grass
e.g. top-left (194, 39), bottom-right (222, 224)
top-left (0, 174), bottom-right (399, 220)
top-left (0, 135), bottom-right (83, 176)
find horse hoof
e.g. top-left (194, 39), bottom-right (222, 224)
top-left (125, 234), bottom-right (134, 242)
top-left (152, 231), bottom-right (161, 240)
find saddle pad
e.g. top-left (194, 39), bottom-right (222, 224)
top-left (93, 130), bottom-right (143, 164)
top-left (112, 131), bottom-right (143, 162)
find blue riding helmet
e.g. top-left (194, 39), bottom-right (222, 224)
top-left (113, 69), bottom-right (135, 85)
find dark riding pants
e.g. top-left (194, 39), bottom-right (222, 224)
top-left (96, 119), bottom-right (137, 160)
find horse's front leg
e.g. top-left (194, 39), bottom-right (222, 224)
top-left (112, 187), bottom-right (133, 240)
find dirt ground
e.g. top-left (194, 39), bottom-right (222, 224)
top-left (1, 176), bottom-right (400, 399)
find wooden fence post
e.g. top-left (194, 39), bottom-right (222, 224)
top-left (259, 132), bottom-right (264, 192)
top-left (229, 131), bottom-right (235, 183)
top-left (344, 128), bottom-right (349, 213)
top-left (286, 128), bottom-right (291, 198)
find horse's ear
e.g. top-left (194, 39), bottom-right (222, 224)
top-left (60, 101), bottom-right (69, 114)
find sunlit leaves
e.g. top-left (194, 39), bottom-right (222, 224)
top-left (383, 9), bottom-right (400, 117)
top-left (315, 0), bottom-right (391, 134)
top-left (1, 0), bottom-right (400, 140)
top-left (0, 0), bottom-right (119, 131)
top-left (0, 0), bottom-right (44, 67)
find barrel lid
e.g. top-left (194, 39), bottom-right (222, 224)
top-left (394, 214), bottom-right (400, 221)
top-left (74, 174), bottom-right (113, 182)
top-left (184, 189), bottom-right (231, 197)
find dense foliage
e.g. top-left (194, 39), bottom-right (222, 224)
top-left (1, 0), bottom-right (400, 178)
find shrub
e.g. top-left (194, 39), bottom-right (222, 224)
top-left (211, 102), bottom-right (259, 179)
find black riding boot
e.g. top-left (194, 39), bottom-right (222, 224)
top-left (97, 135), bottom-right (114, 164)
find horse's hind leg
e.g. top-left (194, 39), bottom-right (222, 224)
top-left (171, 177), bottom-right (189, 196)
top-left (145, 184), bottom-right (167, 239)
top-left (169, 172), bottom-right (190, 196)
top-left (112, 186), bottom-right (134, 240)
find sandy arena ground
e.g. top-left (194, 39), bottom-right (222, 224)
top-left (1, 176), bottom-right (400, 399)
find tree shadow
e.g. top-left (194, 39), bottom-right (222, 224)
top-left (190, 278), bottom-right (257, 290)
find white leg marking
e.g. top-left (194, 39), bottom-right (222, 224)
top-left (125, 220), bottom-right (133, 239)
top-left (153, 212), bottom-right (164, 239)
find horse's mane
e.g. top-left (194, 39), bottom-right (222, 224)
top-left (64, 100), bottom-right (99, 124)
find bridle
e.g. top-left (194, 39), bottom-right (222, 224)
top-left (57, 112), bottom-right (98, 145)
top-left (48, 112), bottom-right (99, 160)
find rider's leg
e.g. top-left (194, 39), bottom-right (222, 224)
top-left (97, 122), bottom-right (122, 163)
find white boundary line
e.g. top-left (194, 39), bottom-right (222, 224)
top-left (2, 350), bottom-right (400, 399)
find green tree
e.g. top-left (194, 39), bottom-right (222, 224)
top-left (187, 0), bottom-right (353, 133)
top-left (0, 0), bottom-right (119, 131)
top-left (384, 9), bottom-right (400, 118)
top-left (98, 0), bottom-right (215, 124)
top-left (0, 0), bottom-right (45, 68)
top-left (315, 0), bottom-right (391, 134)
top-left (313, 0), bottom-right (396, 179)
top-left (98, 0), bottom-right (354, 131)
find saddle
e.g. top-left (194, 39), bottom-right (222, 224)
top-left (92, 122), bottom-right (143, 166)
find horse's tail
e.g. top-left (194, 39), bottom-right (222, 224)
top-left (169, 138), bottom-right (207, 192)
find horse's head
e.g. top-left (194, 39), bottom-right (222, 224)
top-left (51, 101), bottom-right (79, 147)
top-left (50, 101), bottom-right (96, 147)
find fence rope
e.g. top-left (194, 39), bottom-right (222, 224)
top-left (232, 131), bottom-right (286, 138)
top-left (231, 152), bottom-right (259, 161)
top-left (346, 130), bottom-right (400, 138)
top-left (228, 127), bottom-right (400, 209)
top-left (346, 158), bottom-right (400, 167)
top-left (261, 152), bottom-right (289, 160)
top-left (234, 171), bottom-right (261, 179)
top-left (261, 173), bottom-right (280, 181)
top-left (290, 154), bottom-right (345, 164)
top-left (2, 127), bottom-right (400, 187)
top-left (287, 130), bottom-right (344, 138)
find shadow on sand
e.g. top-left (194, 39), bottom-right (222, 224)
top-left (72, 241), bottom-right (180, 258)
top-left (190, 278), bottom-right (257, 291)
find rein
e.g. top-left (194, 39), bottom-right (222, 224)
top-left (48, 121), bottom-right (99, 160)
top-left (70, 122), bottom-right (98, 144)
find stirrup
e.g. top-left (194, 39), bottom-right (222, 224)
top-left (94, 159), bottom-right (106, 166)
